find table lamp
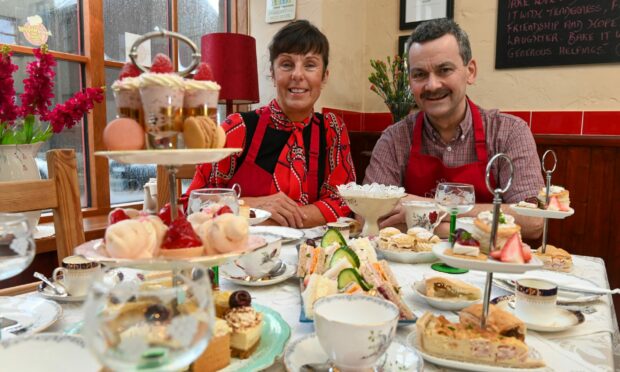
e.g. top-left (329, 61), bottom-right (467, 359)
top-left (201, 33), bottom-right (260, 116)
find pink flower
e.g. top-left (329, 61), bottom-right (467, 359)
top-left (46, 87), bottom-right (105, 133)
top-left (0, 46), bottom-right (19, 124)
top-left (20, 45), bottom-right (56, 118)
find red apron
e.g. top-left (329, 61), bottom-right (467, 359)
top-left (404, 98), bottom-right (495, 203)
top-left (227, 109), bottom-right (321, 203)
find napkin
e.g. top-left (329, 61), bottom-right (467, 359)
top-left (526, 331), bottom-right (611, 372)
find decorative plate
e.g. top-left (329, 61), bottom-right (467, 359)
top-left (0, 334), bottom-right (100, 371)
top-left (492, 295), bottom-right (585, 332)
top-left (221, 303), bottom-right (291, 371)
top-left (509, 204), bottom-right (575, 219)
top-left (412, 281), bottom-right (480, 311)
top-left (248, 208), bottom-right (271, 225)
top-left (432, 242), bottom-right (543, 274)
top-left (284, 333), bottom-right (423, 372)
top-left (220, 260), bottom-right (296, 287)
top-left (0, 296), bottom-right (62, 339)
top-left (249, 226), bottom-right (305, 244)
top-left (95, 148), bottom-right (242, 165)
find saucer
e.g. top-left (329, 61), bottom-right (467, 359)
top-left (0, 297), bottom-right (62, 339)
top-left (284, 333), bottom-right (423, 371)
top-left (250, 226), bottom-right (305, 244)
top-left (220, 260), bottom-right (296, 287)
top-left (412, 281), bottom-right (480, 311)
top-left (248, 208), bottom-right (271, 225)
top-left (492, 295), bottom-right (585, 332)
top-left (37, 278), bottom-right (87, 302)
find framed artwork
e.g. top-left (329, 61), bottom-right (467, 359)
top-left (399, 0), bottom-right (454, 30)
top-left (398, 35), bottom-right (409, 57)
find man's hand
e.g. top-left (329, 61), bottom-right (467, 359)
top-left (243, 192), bottom-right (306, 228)
top-left (378, 194), bottom-right (434, 229)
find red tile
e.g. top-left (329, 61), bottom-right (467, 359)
top-left (363, 112), bottom-right (393, 132)
top-left (340, 109), bottom-right (363, 132)
top-left (531, 111), bottom-right (582, 135)
top-left (502, 111), bottom-right (531, 126)
top-left (583, 111), bottom-right (620, 135)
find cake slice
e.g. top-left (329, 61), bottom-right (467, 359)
top-left (537, 185), bottom-right (570, 211)
top-left (192, 318), bottom-right (231, 371)
top-left (424, 277), bottom-right (481, 301)
top-left (224, 306), bottom-right (263, 359)
top-left (534, 244), bottom-right (573, 272)
top-left (416, 312), bottom-right (544, 368)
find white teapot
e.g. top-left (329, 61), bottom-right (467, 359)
top-left (143, 178), bottom-right (158, 214)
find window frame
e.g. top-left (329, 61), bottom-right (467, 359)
top-left (3, 0), bottom-right (249, 222)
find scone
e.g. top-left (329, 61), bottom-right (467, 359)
top-left (471, 211), bottom-right (521, 254)
top-left (534, 244), bottom-right (573, 272)
top-left (407, 227), bottom-right (441, 251)
top-left (416, 312), bottom-right (544, 369)
top-left (378, 227), bottom-right (400, 250)
top-left (537, 185), bottom-right (570, 211)
top-left (425, 277), bottom-right (481, 301)
top-left (387, 233), bottom-right (416, 251)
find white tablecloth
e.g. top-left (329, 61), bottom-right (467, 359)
top-left (31, 243), bottom-right (619, 371)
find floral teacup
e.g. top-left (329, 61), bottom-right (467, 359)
top-left (234, 234), bottom-right (282, 279)
top-left (314, 294), bottom-right (399, 372)
top-left (402, 200), bottom-right (447, 232)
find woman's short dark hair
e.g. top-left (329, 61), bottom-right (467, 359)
top-left (407, 19), bottom-right (472, 64)
top-left (268, 20), bottom-right (329, 70)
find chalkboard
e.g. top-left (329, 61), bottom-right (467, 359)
top-left (496, 0), bottom-right (620, 68)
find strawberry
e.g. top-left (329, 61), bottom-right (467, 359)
top-left (490, 250), bottom-right (502, 260)
top-left (499, 232), bottom-right (525, 264)
top-left (119, 62), bottom-right (141, 80)
top-left (158, 203), bottom-right (185, 226)
top-left (547, 196), bottom-right (561, 211)
top-left (216, 205), bottom-right (233, 216)
top-left (150, 53), bottom-right (173, 73)
top-left (109, 208), bottom-right (130, 225)
top-left (429, 211), bottom-right (438, 224)
top-left (162, 217), bottom-right (202, 249)
top-left (522, 243), bottom-right (532, 263)
top-left (454, 229), bottom-right (480, 247)
top-left (194, 62), bottom-right (214, 80)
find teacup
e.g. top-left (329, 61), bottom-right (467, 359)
top-left (234, 234), bottom-right (282, 278)
top-left (402, 200), bottom-right (447, 232)
top-left (52, 255), bottom-right (100, 296)
top-left (515, 278), bottom-right (558, 324)
top-left (314, 294), bottom-right (399, 372)
top-left (326, 222), bottom-right (350, 241)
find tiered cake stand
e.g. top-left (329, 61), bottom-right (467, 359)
top-left (432, 153), bottom-right (544, 327)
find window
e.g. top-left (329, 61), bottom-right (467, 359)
top-left (2, 0), bottom-right (233, 213)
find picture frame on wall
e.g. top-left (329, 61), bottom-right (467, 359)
top-left (398, 35), bottom-right (409, 57)
top-left (399, 0), bottom-right (454, 30)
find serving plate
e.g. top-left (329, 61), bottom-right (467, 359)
top-left (220, 260), bottom-right (296, 287)
top-left (509, 204), bottom-right (574, 219)
top-left (412, 281), bottom-right (480, 311)
top-left (249, 226), bottom-right (304, 244)
top-left (377, 247), bottom-right (437, 264)
top-left (432, 242), bottom-right (543, 274)
top-left (0, 296), bottom-right (62, 339)
top-left (95, 148), bottom-right (242, 165)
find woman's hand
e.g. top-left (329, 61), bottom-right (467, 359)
top-left (243, 192), bottom-right (306, 228)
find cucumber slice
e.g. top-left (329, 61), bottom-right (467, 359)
top-left (329, 247), bottom-right (360, 268)
top-left (321, 228), bottom-right (347, 248)
top-left (337, 268), bottom-right (371, 291)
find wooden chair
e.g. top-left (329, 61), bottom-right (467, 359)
top-left (0, 149), bottom-right (85, 267)
top-left (156, 164), bottom-right (196, 210)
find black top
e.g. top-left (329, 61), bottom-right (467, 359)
top-left (235, 111), bottom-right (326, 196)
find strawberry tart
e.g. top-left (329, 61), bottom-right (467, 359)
top-left (537, 185), bottom-right (570, 211)
top-left (159, 217), bottom-right (205, 258)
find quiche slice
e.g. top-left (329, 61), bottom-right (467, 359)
top-left (415, 312), bottom-right (545, 368)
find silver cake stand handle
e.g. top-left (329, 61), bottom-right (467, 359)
top-left (128, 29), bottom-right (201, 77)
top-left (481, 153), bottom-right (514, 329)
top-left (540, 149), bottom-right (557, 254)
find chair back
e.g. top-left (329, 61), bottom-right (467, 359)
top-left (0, 149), bottom-right (85, 265)
top-left (156, 164), bottom-right (196, 210)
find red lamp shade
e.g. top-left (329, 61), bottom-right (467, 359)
top-left (201, 33), bottom-right (260, 112)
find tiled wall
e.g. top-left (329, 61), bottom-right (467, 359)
top-left (323, 107), bottom-right (620, 136)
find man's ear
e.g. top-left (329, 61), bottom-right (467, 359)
top-left (466, 58), bottom-right (477, 85)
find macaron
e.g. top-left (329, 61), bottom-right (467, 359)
top-left (183, 116), bottom-right (210, 148)
top-left (103, 118), bottom-right (145, 151)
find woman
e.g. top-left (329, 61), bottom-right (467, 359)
top-left (185, 20), bottom-right (356, 228)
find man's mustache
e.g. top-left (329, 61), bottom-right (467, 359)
top-left (421, 90), bottom-right (450, 100)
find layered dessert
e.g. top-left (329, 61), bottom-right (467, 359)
top-left (534, 244), bottom-right (572, 272)
top-left (223, 290), bottom-right (263, 359)
top-left (445, 228), bottom-right (486, 261)
top-left (112, 62), bottom-right (143, 122)
top-left (184, 62), bottom-right (220, 121)
top-left (538, 185), bottom-right (570, 211)
top-left (472, 211), bottom-right (521, 254)
top-left (192, 318), bottom-right (231, 372)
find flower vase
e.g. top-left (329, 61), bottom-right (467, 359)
top-left (0, 142), bottom-right (45, 230)
top-left (386, 101), bottom-right (415, 123)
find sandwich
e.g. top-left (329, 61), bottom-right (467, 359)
top-left (359, 261), bottom-right (415, 320)
top-left (424, 277), bottom-right (481, 301)
top-left (416, 312), bottom-right (544, 369)
top-left (348, 237), bottom-right (378, 263)
top-left (301, 273), bottom-right (337, 318)
top-left (459, 304), bottom-right (526, 341)
top-left (534, 244), bottom-right (572, 272)
top-left (297, 243), bottom-right (327, 278)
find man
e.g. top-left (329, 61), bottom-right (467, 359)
top-left (364, 19), bottom-right (543, 238)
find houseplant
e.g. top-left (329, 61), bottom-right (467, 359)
top-left (368, 54), bottom-right (416, 123)
top-left (0, 44), bottom-right (104, 228)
